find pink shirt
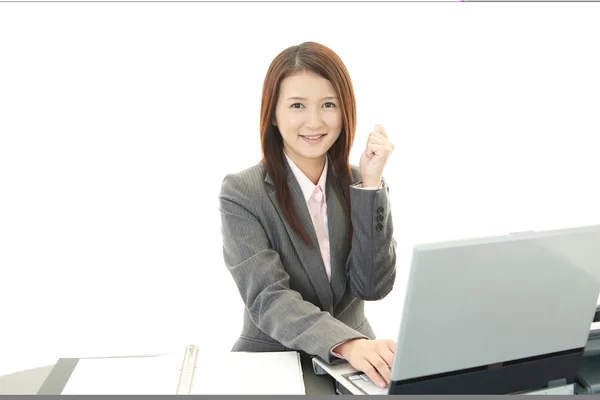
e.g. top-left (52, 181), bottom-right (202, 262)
top-left (285, 152), bottom-right (333, 279)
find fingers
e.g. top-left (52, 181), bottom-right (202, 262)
top-left (381, 345), bottom-right (395, 369)
top-left (371, 341), bottom-right (395, 385)
top-left (347, 339), bottom-right (397, 389)
top-left (366, 143), bottom-right (393, 157)
top-left (366, 125), bottom-right (386, 147)
top-left (360, 361), bottom-right (387, 389)
top-left (367, 126), bottom-right (394, 152)
top-left (368, 134), bottom-right (388, 146)
top-left (361, 344), bottom-right (395, 388)
top-left (373, 124), bottom-right (388, 138)
top-left (386, 339), bottom-right (397, 354)
top-left (370, 353), bottom-right (392, 385)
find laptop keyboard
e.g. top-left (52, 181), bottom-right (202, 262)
top-left (348, 373), bottom-right (389, 395)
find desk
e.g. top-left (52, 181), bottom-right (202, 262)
top-left (0, 352), bottom-right (336, 395)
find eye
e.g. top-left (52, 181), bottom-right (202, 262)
top-left (323, 102), bottom-right (336, 108)
top-left (290, 103), bottom-right (304, 109)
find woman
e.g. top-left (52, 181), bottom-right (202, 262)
top-left (218, 41), bottom-right (397, 389)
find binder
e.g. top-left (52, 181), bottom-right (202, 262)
top-left (54, 345), bottom-right (305, 395)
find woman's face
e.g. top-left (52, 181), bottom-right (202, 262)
top-left (273, 72), bottom-right (343, 169)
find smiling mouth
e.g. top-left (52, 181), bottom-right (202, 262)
top-left (300, 134), bottom-right (327, 140)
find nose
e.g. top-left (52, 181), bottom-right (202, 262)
top-left (305, 107), bottom-right (325, 132)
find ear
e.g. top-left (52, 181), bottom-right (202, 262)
top-left (271, 116), bottom-right (277, 126)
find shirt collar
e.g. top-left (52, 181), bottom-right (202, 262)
top-left (284, 150), bottom-right (328, 203)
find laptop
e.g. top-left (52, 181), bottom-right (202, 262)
top-left (313, 224), bottom-right (600, 394)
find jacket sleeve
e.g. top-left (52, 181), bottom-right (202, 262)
top-left (344, 178), bottom-right (397, 300)
top-left (219, 173), bottom-right (367, 363)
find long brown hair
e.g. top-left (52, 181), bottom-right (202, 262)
top-left (260, 42), bottom-right (357, 248)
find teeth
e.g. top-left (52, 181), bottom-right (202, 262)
top-left (304, 135), bottom-right (323, 139)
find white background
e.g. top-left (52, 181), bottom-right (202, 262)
top-left (1, 2), bottom-right (600, 378)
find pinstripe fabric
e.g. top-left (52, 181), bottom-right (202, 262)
top-left (218, 153), bottom-right (397, 363)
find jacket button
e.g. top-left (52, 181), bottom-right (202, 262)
top-left (377, 207), bottom-right (384, 214)
top-left (376, 223), bottom-right (384, 231)
top-left (377, 215), bottom-right (384, 222)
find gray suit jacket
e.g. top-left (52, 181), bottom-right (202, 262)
top-left (218, 156), bottom-right (397, 363)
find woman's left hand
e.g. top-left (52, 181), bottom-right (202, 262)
top-left (359, 124), bottom-right (395, 188)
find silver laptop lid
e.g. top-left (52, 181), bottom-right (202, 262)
top-left (392, 225), bottom-right (600, 381)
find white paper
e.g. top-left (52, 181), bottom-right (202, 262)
top-left (61, 355), bottom-right (181, 395)
top-left (59, 350), bottom-right (305, 395)
top-left (191, 351), bottom-right (305, 395)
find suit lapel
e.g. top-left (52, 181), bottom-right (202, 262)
top-left (265, 160), bottom-right (334, 314)
top-left (326, 165), bottom-right (350, 308)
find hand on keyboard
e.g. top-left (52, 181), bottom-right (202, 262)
top-left (332, 338), bottom-right (396, 388)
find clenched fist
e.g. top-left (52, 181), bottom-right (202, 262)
top-left (359, 124), bottom-right (394, 188)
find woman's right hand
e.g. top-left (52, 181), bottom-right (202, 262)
top-left (333, 338), bottom-right (396, 388)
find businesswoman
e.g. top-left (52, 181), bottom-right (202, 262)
top-left (218, 41), bottom-right (397, 388)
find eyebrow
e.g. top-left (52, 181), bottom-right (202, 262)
top-left (286, 96), bottom-right (338, 101)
